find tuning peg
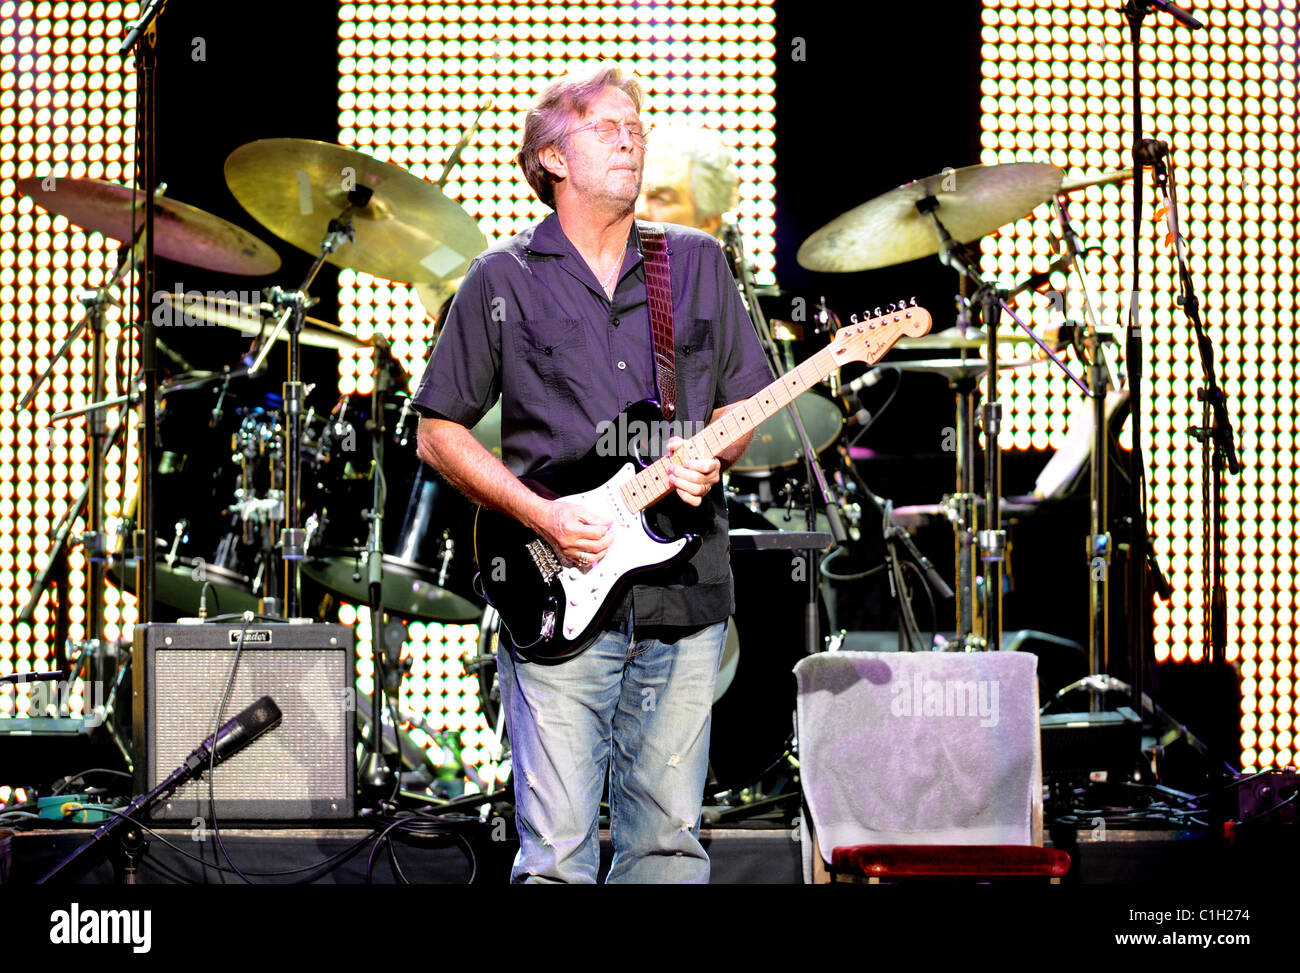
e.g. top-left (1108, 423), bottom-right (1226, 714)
top-left (909, 295), bottom-right (918, 307)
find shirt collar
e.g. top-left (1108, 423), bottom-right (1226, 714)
top-left (524, 212), bottom-right (647, 299)
top-left (526, 211), bottom-right (646, 262)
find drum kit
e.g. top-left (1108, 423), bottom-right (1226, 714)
top-left (18, 123), bottom-right (1132, 801)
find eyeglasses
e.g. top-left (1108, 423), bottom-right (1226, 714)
top-left (568, 119), bottom-right (650, 146)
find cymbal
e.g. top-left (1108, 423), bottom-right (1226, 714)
top-left (893, 328), bottom-right (1037, 352)
top-left (14, 176), bottom-right (281, 275)
top-left (224, 138), bottom-right (487, 284)
top-left (1059, 168), bottom-right (1133, 193)
top-left (797, 163), bottom-right (1063, 273)
top-left (893, 357), bottom-right (1037, 381)
top-left (154, 292), bottom-right (366, 351)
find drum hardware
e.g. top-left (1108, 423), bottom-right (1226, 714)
top-left (222, 135), bottom-right (491, 618)
top-left (16, 167), bottom-right (283, 647)
top-left (300, 394), bottom-right (482, 622)
top-left (153, 291), bottom-right (368, 352)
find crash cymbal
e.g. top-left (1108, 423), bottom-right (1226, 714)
top-left (155, 291), bottom-right (367, 351)
top-left (224, 138), bottom-right (487, 285)
top-left (893, 328), bottom-right (1037, 352)
top-left (797, 163), bottom-right (1063, 273)
top-left (1059, 168), bottom-right (1133, 193)
top-left (14, 176), bottom-right (281, 275)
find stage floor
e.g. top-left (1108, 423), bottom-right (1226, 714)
top-left (7, 820), bottom-right (1295, 885)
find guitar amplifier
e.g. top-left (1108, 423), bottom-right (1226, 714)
top-left (132, 621), bottom-right (355, 821)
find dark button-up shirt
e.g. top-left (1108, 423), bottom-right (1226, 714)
top-left (412, 213), bottom-right (773, 628)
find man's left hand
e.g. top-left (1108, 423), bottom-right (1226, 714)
top-left (665, 436), bottom-right (721, 507)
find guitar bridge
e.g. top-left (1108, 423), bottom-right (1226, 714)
top-left (526, 539), bottom-right (561, 583)
top-left (540, 609), bottom-right (556, 640)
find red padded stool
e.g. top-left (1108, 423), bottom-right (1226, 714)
top-left (828, 843), bottom-right (1072, 884)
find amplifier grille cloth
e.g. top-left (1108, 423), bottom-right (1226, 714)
top-left (151, 649), bottom-right (350, 807)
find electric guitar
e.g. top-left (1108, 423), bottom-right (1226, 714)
top-left (473, 301), bottom-right (932, 662)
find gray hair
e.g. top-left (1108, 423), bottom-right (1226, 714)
top-left (517, 64), bottom-right (644, 209)
top-left (647, 123), bottom-right (738, 221)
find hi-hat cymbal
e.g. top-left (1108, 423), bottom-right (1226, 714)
top-left (154, 292), bottom-right (366, 351)
top-left (893, 328), bottom-right (1037, 352)
top-left (797, 163), bottom-right (1063, 273)
top-left (14, 176), bottom-right (281, 275)
top-left (1059, 168), bottom-right (1133, 193)
top-left (893, 357), bottom-right (1038, 381)
top-left (224, 138), bottom-right (487, 285)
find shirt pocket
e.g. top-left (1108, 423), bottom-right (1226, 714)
top-left (508, 318), bottom-right (589, 406)
top-left (677, 317), bottom-right (717, 422)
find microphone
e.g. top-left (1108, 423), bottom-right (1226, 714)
top-left (1006, 253), bottom-right (1075, 301)
top-left (1136, 138), bottom-right (1171, 170)
top-left (185, 696), bottom-right (283, 776)
top-left (842, 368), bottom-right (888, 397)
top-left (845, 406), bottom-right (873, 429)
top-left (1144, 0), bottom-right (1203, 30)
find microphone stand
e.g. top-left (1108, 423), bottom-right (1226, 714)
top-left (1153, 150), bottom-right (1239, 664)
top-left (725, 222), bottom-right (847, 656)
top-left (119, 0), bottom-right (167, 626)
top-left (1120, 0), bottom-right (1203, 716)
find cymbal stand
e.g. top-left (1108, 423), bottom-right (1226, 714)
top-left (1052, 194), bottom-right (1122, 706)
top-left (724, 222), bottom-right (848, 656)
top-left (916, 197), bottom-right (1091, 651)
top-left (249, 186), bottom-right (375, 618)
top-left (19, 237), bottom-right (141, 696)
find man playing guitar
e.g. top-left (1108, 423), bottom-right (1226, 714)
top-left (413, 64), bottom-right (771, 883)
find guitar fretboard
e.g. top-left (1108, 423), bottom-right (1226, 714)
top-left (618, 307), bottom-right (930, 514)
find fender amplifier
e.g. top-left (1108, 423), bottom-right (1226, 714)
top-left (132, 621), bottom-right (355, 820)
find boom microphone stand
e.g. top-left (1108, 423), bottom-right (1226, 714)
top-left (1120, 0), bottom-right (1203, 714)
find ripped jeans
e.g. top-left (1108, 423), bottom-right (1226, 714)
top-left (496, 607), bottom-right (727, 884)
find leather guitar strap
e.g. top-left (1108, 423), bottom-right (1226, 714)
top-left (638, 222), bottom-right (677, 420)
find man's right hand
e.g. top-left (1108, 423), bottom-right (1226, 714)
top-left (535, 499), bottom-right (613, 567)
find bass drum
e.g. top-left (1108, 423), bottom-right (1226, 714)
top-left (471, 499), bottom-right (817, 797)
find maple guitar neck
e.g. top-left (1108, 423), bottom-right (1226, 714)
top-left (618, 303), bottom-right (933, 515)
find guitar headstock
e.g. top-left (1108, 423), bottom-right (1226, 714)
top-left (830, 298), bottom-right (932, 366)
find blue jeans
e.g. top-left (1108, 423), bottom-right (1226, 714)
top-left (496, 609), bottom-right (727, 883)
